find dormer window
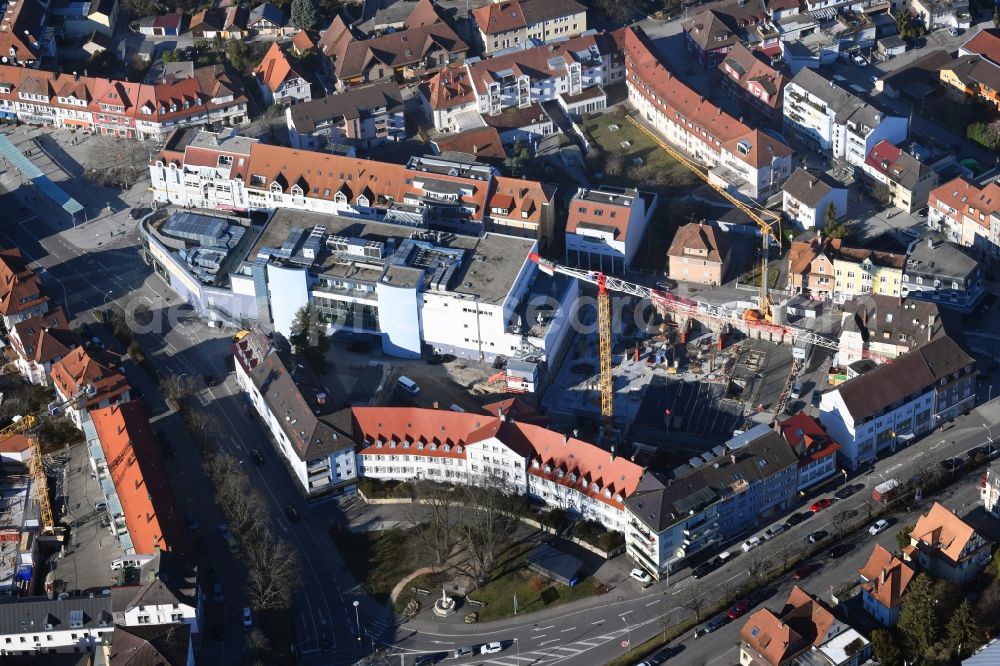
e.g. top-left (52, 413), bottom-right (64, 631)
top-left (603, 488), bottom-right (612, 498)
top-left (357, 195), bottom-right (369, 207)
top-left (544, 464), bottom-right (552, 474)
top-left (429, 443), bottom-right (437, 451)
top-left (442, 444), bottom-right (451, 452)
top-left (417, 442), bottom-right (424, 449)
top-left (291, 185), bottom-right (303, 197)
top-left (590, 483), bottom-right (599, 492)
top-left (270, 181), bottom-right (283, 193)
top-left (532, 460), bottom-right (540, 468)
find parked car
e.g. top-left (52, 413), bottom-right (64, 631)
top-left (810, 498), bottom-right (833, 512)
top-left (202, 373), bottom-right (217, 387)
top-left (480, 642), bottom-right (503, 655)
top-left (806, 530), bottom-right (829, 543)
top-left (784, 511), bottom-right (811, 529)
top-left (695, 615), bottom-right (729, 638)
top-left (284, 505), bottom-right (300, 523)
top-left (630, 568), bottom-right (653, 585)
top-left (764, 524), bottom-right (786, 540)
top-left (940, 457), bottom-right (965, 471)
top-left (242, 607), bottom-right (252, 628)
top-left (827, 543), bottom-right (853, 559)
top-left (834, 485), bottom-right (860, 501)
top-left (692, 561), bottom-right (717, 579)
top-left (249, 449), bottom-right (265, 465)
top-left (415, 654), bottom-right (445, 665)
top-left (453, 647), bottom-right (476, 658)
top-left (853, 54), bottom-right (868, 67)
top-left (726, 600), bottom-right (750, 620)
top-left (129, 207), bottom-right (151, 220)
top-left (637, 644), bottom-right (680, 665)
top-left (793, 563), bottom-right (817, 580)
top-left (949, 26), bottom-right (962, 36)
top-left (869, 519), bottom-right (890, 535)
top-left (741, 536), bottom-right (762, 552)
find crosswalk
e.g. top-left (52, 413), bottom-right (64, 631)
top-left (479, 628), bottom-right (631, 665)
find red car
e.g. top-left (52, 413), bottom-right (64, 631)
top-left (810, 498), bottom-right (833, 512)
top-left (726, 600), bottom-right (750, 620)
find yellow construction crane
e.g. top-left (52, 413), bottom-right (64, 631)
top-left (0, 414), bottom-right (57, 533)
top-left (626, 117), bottom-right (782, 321)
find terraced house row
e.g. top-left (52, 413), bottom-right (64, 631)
top-left (0, 64), bottom-right (247, 139)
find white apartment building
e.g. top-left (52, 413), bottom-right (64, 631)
top-left (424, 29), bottom-right (626, 133)
top-left (820, 335), bottom-right (976, 470)
top-left (234, 330), bottom-right (358, 497)
top-left (0, 596), bottom-right (116, 656)
top-left (781, 168), bottom-right (848, 230)
top-left (783, 68), bottom-right (908, 168)
top-left (471, 0), bottom-right (588, 55)
top-left (353, 404), bottom-right (644, 536)
top-left (564, 187), bottom-right (656, 274)
top-left (928, 176), bottom-right (1000, 263)
top-left (624, 28), bottom-right (793, 201)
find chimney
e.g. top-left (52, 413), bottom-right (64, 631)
top-left (809, 178), bottom-right (814, 188)
top-left (498, 406), bottom-right (507, 422)
top-left (730, 453), bottom-right (737, 465)
top-left (926, 238), bottom-right (934, 250)
top-left (473, 144), bottom-right (478, 154)
top-left (880, 568), bottom-right (888, 585)
top-left (563, 433), bottom-right (569, 445)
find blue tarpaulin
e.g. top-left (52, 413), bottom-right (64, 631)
top-left (0, 133), bottom-right (83, 217)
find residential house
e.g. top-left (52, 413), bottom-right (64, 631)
top-left (189, 8), bottom-right (225, 39)
top-left (908, 0), bottom-right (971, 30)
top-left (291, 29), bottom-right (316, 56)
top-left (667, 222), bottom-right (731, 286)
top-left (683, 9), bottom-right (742, 69)
top-left (783, 68), bottom-right (908, 168)
top-left (0, 434), bottom-right (32, 467)
top-left (471, 0), bottom-right (588, 55)
top-left (777, 412), bottom-right (840, 491)
top-left (424, 29), bottom-right (627, 133)
top-left (286, 81), bottom-right (404, 151)
top-left (9, 307), bottom-right (79, 386)
top-left (981, 464), bottom-right (1000, 518)
top-left (220, 6), bottom-right (249, 39)
top-left (118, 549), bottom-right (201, 642)
top-left (137, 13), bottom-right (184, 36)
top-left (740, 586), bottom-right (871, 666)
top-left (902, 237), bottom-right (983, 312)
top-left (0, 0), bottom-right (53, 67)
top-left (565, 186), bottom-right (656, 274)
top-left (321, 0), bottom-right (468, 88)
top-left (0, 248), bottom-right (49, 330)
top-left (625, 27), bottom-right (793, 201)
top-left (927, 176), bottom-right (1000, 262)
top-left (50, 347), bottom-right (131, 429)
top-left (486, 175), bottom-right (557, 241)
top-left (940, 53), bottom-right (1000, 112)
top-left (838, 295), bottom-right (947, 365)
top-left (50, 0), bottom-right (119, 38)
top-left (718, 43), bottom-right (787, 126)
top-left (0, 595), bottom-right (119, 655)
top-left (0, 65), bottom-right (248, 139)
top-left (88, 401), bottom-right (186, 558)
top-left (234, 330), bottom-right (358, 497)
top-left (104, 624), bottom-right (194, 666)
top-left (857, 544), bottom-right (915, 626)
top-left (819, 335), bottom-right (976, 469)
top-left (831, 243), bottom-right (906, 302)
top-left (786, 238), bottom-right (837, 298)
top-left (959, 27), bottom-right (1000, 63)
top-left (247, 2), bottom-right (288, 36)
top-left (254, 43), bottom-right (311, 106)
top-left (904, 502), bottom-right (992, 584)
top-left (431, 126), bottom-right (507, 167)
top-left (860, 140), bottom-right (938, 214)
top-left (781, 168), bottom-right (848, 230)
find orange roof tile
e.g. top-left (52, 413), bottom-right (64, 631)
top-left (472, 0), bottom-right (527, 36)
top-left (11, 306), bottom-right (76, 364)
top-left (254, 42), bottom-right (305, 93)
top-left (624, 27), bottom-right (791, 170)
top-left (291, 29), bottom-right (316, 53)
top-left (566, 189), bottom-right (638, 240)
top-left (857, 544), bottom-right (915, 609)
top-left (910, 502), bottom-right (978, 564)
top-left (667, 223), bottom-right (729, 263)
top-left (50, 347), bottom-right (130, 410)
top-left (0, 434), bottom-right (31, 454)
top-left (423, 64), bottom-right (476, 111)
top-left (488, 176), bottom-right (555, 225)
top-left (434, 126), bottom-right (506, 163)
top-left (778, 412), bottom-right (840, 465)
top-left (91, 402), bottom-right (185, 556)
top-left (961, 28), bottom-right (1000, 66)
top-left (741, 608), bottom-right (803, 665)
top-left (929, 176), bottom-right (1000, 230)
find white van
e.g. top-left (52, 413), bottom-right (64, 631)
top-left (397, 376), bottom-right (420, 395)
top-left (110, 557), bottom-right (143, 571)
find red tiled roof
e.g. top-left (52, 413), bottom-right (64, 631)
top-left (778, 412), bottom-right (840, 465)
top-left (92, 402), bottom-right (185, 556)
top-left (929, 176), bottom-right (1000, 230)
top-left (667, 223), bottom-right (729, 263)
top-left (434, 126), bottom-right (506, 163)
top-left (910, 502), bottom-right (979, 564)
top-left (488, 176), bottom-right (555, 225)
top-left (254, 42), bottom-right (305, 93)
top-left (857, 543), bottom-right (915, 609)
top-left (472, 0), bottom-right (527, 36)
top-left (424, 64), bottom-right (476, 111)
top-left (566, 190), bottom-right (637, 240)
top-left (0, 434), bottom-right (31, 454)
top-left (11, 306), bottom-right (76, 364)
top-left (961, 28), bottom-right (1000, 66)
top-left (624, 27), bottom-right (791, 170)
top-left (50, 347), bottom-right (130, 410)
top-left (292, 29), bottom-right (316, 53)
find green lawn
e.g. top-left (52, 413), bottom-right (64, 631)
top-left (332, 528), bottom-right (425, 604)
top-left (581, 113), bottom-right (695, 193)
top-left (398, 543), bottom-right (602, 622)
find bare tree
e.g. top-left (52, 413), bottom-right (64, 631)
top-left (453, 478), bottom-right (518, 587)
top-left (676, 583), bottom-right (711, 623)
top-left (745, 544), bottom-right (773, 582)
top-left (407, 481), bottom-right (460, 566)
top-left (85, 135), bottom-right (151, 189)
top-left (160, 374), bottom-right (198, 405)
top-left (204, 452), bottom-right (267, 534)
top-left (831, 509), bottom-right (854, 537)
top-left (245, 533), bottom-right (303, 609)
top-left (776, 541), bottom-right (803, 571)
top-left (184, 409), bottom-right (221, 449)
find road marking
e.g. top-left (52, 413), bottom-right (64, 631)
top-left (533, 625), bottom-right (555, 632)
top-left (885, 463), bottom-right (902, 474)
top-left (538, 639), bottom-right (560, 646)
top-left (560, 626), bottom-right (576, 633)
top-left (646, 600), bottom-right (660, 607)
top-left (931, 439), bottom-right (945, 450)
top-left (533, 634), bottom-right (546, 639)
top-left (591, 621), bottom-right (603, 625)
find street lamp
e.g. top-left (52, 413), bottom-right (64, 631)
top-left (985, 423), bottom-right (995, 446)
top-left (620, 611), bottom-right (633, 653)
top-left (353, 600), bottom-right (361, 644)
